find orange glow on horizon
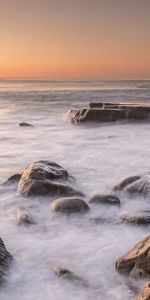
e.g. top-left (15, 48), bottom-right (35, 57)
top-left (0, 0), bottom-right (150, 80)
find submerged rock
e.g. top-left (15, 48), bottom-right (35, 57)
top-left (53, 266), bottom-right (88, 287)
top-left (19, 122), bottom-right (33, 127)
top-left (116, 236), bottom-right (150, 278)
top-left (18, 161), bottom-right (82, 197)
top-left (120, 210), bottom-right (150, 225)
top-left (113, 175), bottom-right (141, 191)
top-left (0, 238), bottom-right (13, 286)
top-left (51, 197), bottom-right (89, 213)
top-left (137, 282), bottom-right (150, 300)
top-left (3, 174), bottom-right (21, 186)
top-left (114, 174), bottom-right (150, 196)
top-left (16, 207), bottom-right (36, 225)
top-left (89, 194), bottom-right (120, 206)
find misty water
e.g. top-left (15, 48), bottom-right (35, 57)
top-left (0, 80), bottom-right (150, 300)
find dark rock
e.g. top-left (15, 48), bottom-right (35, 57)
top-left (19, 122), bottom-right (33, 127)
top-left (16, 207), bottom-right (36, 225)
top-left (0, 238), bottom-right (13, 286)
top-left (114, 174), bottom-right (150, 196)
top-left (66, 108), bottom-right (126, 124)
top-left (89, 194), bottom-right (120, 206)
top-left (115, 235), bottom-right (150, 278)
top-left (120, 211), bottom-right (150, 225)
top-left (18, 161), bottom-right (82, 197)
top-left (51, 197), bottom-right (89, 213)
top-left (66, 103), bottom-right (150, 124)
top-left (53, 266), bottom-right (89, 287)
top-left (3, 174), bottom-right (21, 186)
top-left (113, 176), bottom-right (141, 191)
top-left (136, 282), bottom-right (150, 300)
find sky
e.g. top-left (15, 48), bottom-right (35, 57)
top-left (0, 0), bottom-right (150, 80)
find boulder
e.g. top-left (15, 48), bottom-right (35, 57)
top-left (116, 236), bottom-right (150, 278)
top-left (0, 238), bottom-right (13, 286)
top-left (18, 161), bottom-right (82, 197)
top-left (137, 282), bottom-right (150, 300)
top-left (16, 207), bottom-right (36, 225)
top-left (51, 197), bottom-right (89, 213)
top-left (120, 210), bottom-right (150, 225)
top-left (114, 174), bottom-right (150, 196)
top-left (19, 122), bottom-right (33, 127)
top-left (89, 194), bottom-right (120, 206)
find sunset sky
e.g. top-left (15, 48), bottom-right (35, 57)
top-left (0, 0), bottom-right (150, 80)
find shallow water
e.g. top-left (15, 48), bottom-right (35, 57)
top-left (0, 80), bottom-right (150, 300)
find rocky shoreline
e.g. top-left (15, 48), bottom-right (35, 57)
top-left (66, 102), bottom-right (150, 124)
top-left (1, 160), bottom-right (150, 299)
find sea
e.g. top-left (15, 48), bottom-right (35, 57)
top-left (0, 80), bottom-right (150, 300)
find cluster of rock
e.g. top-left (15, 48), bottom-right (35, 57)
top-left (66, 102), bottom-right (150, 123)
top-left (2, 160), bottom-right (150, 298)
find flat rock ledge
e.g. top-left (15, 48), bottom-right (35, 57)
top-left (18, 160), bottom-right (83, 197)
top-left (0, 238), bottom-right (13, 286)
top-left (66, 102), bottom-right (150, 124)
top-left (137, 282), bottom-right (150, 300)
top-left (115, 236), bottom-right (150, 278)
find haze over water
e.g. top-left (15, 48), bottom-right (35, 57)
top-left (0, 80), bottom-right (150, 300)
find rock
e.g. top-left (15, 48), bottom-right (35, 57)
top-left (89, 217), bottom-right (116, 224)
top-left (66, 108), bottom-right (126, 124)
top-left (51, 197), bottom-right (89, 213)
top-left (115, 235), bottom-right (150, 278)
top-left (113, 175), bottom-right (141, 191)
top-left (114, 174), bottom-right (150, 196)
top-left (89, 194), bottom-right (120, 206)
top-left (0, 238), bottom-right (13, 286)
top-left (16, 207), bottom-right (36, 225)
top-left (3, 174), bottom-right (21, 186)
top-left (19, 122), bottom-right (33, 127)
top-left (137, 282), bottom-right (150, 300)
top-left (18, 161), bottom-right (82, 197)
top-left (53, 266), bottom-right (88, 287)
top-left (120, 210), bottom-right (150, 225)
top-left (66, 103), bottom-right (150, 124)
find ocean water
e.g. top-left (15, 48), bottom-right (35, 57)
top-left (0, 80), bottom-right (150, 300)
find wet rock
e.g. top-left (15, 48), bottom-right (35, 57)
top-left (120, 211), bottom-right (150, 225)
top-left (66, 103), bottom-right (150, 124)
top-left (3, 174), bottom-right (21, 186)
top-left (137, 282), bottom-right (150, 300)
top-left (114, 174), bottom-right (150, 196)
top-left (116, 235), bottom-right (150, 278)
top-left (53, 266), bottom-right (88, 287)
top-left (51, 197), bottom-right (89, 213)
top-left (16, 207), bottom-right (36, 225)
top-left (89, 194), bottom-right (120, 206)
top-left (0, 238), bottom-right (13, 286)
top-left (66, 108), bottom-right (126, 124)
top-left (19, 122), bottom-right (33, 127)
top-left (18, 161), bottom-right (82, 197)
top-left (113, 175), bottom-right (141, 191)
